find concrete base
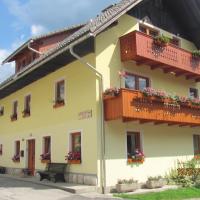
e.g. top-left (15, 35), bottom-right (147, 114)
top-left (65, 173), bottom-right (97, 186)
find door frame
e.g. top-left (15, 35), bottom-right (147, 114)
top-left (26, 139), bottom-right (36, 175)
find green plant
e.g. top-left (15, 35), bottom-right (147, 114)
top-left (148, 176), bottom-right (163, 181)
top-left (154, 34), bottom-right (170, 46)
top-left (192, 50), bottom-right (200, 58)
top-left (117, 178), bottom-right (138, 184)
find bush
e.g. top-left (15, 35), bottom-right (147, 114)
top-left (166, 158), bottom-right (200, 188)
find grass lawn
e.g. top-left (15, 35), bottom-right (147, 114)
top-left (114, 187), bottom-right (200, 200)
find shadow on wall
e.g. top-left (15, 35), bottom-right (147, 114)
top-left (105, 120), bottom-right (194, 159)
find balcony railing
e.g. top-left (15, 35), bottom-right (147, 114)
top-left (120, 31), bottom-right (200, 81)
top-left (104, 89), bottom-right (200, 126)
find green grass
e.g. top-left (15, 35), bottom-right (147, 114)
top-left (114, 187), bottom-right (200, 200)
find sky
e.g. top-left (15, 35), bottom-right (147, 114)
top-left (0, 0), bottom-right (117, 83)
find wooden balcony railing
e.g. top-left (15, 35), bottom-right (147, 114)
top-left (120, 31), bottom-right (200, 81)
top-left (104, 89), bottom-right (200, 126)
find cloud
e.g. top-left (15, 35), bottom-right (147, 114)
top-left (31, 24), bottom-right (48, 36)
top-left (3, 0), bottom-right (118, 31)
top-left (0, 49), bottom-right (15, 83)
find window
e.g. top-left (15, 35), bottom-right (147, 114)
top-left (127, 132), bottom-right (141, 159)
top-left (41, 136), bottom-right (51, 161)
top-left (0, 144), bottom-right (2, 156)
top-left (23, 95), bottom-right (31, 117)
top-left (11, 101), bottom-right (18, 121)
top-left (125, 73), bottom-right (150, 90)
top-left (12, 141), bottom-right (20, 162)
top-left (68, 132), bottom-right (81, 162)
top-left (139, 24), bottom-right (159, 37)
top-left (0, 106), bottom-right (4, 116)
top-left (193, 135), bottom-right (200, 155)
top-left (189, 88), bottom-right (198, 99)
top-left (54, 80), bottom-right (65, 107)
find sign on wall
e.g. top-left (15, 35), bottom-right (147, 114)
top-left (78, 110), bottom-right (92, 120)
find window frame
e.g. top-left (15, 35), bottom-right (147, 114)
top-left (11, 100), bottom-right (18, 121)
top-left (189, 88), bottom-right (199, 99)
top-left (14, 140), bottom-right (20, 162)
top-left (0, 144), bottom-right (2, 156)
top-left (68, 131), bottom-right (82, 162)
top-left (124, 72), bottom-right (150, 91)
top-left (23, 94), bottom-right (31, 117)
top-left (43, 136), bottom-right (51, 155)
top-left (0, 106), bottom-right (4, 116)
top-left (54, 79), bottom-right (65, 108)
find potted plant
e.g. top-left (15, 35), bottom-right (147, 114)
top-left (10, 113), bottom-right (17, 121)
top-left (53, 98), bottom-right (65, 108)
top-left (40, 152), bottom-right (50, 163)
top-left (104, 87), bottom-right (120, 99)
top-left (116, 178), bottom-right (139, 193)
top-left (153, 34), bottom-right (170, 47)
top-left (192, 50), bottom-right (200, 59)
top-left (128, 149), bottom-right (145, 164)
top-left (65, 151), bottom-right (81, 164)
top-left (22, 109), bottom-right (30, 117)
top-left (12, 154), bottom-right (20, 162)
top-left (146, 176), bottom-right (166, 189)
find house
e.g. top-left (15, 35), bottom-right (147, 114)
top-left (1, 0), bottom-right (200, 193)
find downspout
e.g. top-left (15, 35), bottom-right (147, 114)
top-left (28, 39), bottom-right (44, 55)
top-left (69, 45), bottom-right (106, 194)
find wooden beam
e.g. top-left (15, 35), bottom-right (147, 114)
top-left (154, 121), bottom-right (165, 125)
top-left (168, 123), bottom-right (177, 126)
top-left (139, 120), bottom-right (152, 124)
top-left (186, 74), bottom-right (198, 80)
top-left (163, 67), bottom-right (175, 74)
top-left (175, 71), bottom-right (188, 77)
top-left (195, 78), bottom-right (200, 82)
top-left (179, 124), bottom-right (189, 127)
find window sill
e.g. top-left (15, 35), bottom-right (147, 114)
top-left (22, 113), bottom-right (30, 118)
top-left (11, 117), bottom-right (17, 122)
top-left (68, 160), bottom-right (81, 164)
top-left (53, 101), bottom-right (65, 109)
top-left (127, 158), bottom-right (144, 164)
top-left (41, 159), bottom-right (50, 164)
top-left (12, 160), bottom-right (20, 163)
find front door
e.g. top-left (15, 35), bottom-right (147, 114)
top-left (28, 139), bottom-right (35, 175)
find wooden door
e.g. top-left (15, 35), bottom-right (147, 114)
top-left (28, 139), bottom-right (35, 175)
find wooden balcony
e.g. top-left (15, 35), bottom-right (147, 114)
top-left (120, 31), bottom-right (200, 81)
top-left (104, 89), bottom-right (200, 126)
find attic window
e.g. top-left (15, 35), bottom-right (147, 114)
top-left (139, 24), bottom-right (159, 37)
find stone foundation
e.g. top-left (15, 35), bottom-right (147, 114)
top-left (65, 173), bottom-right (97, 186)
top-left (6, 167), bottom-right (97, 186)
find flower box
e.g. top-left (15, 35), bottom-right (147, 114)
top-left (22, 110), bottom-right (30, 117)
top-left (53, 100), bottom-right (65, 108)
top-left (116, 183), bottom-right (139, 193)
top-left (146, 178), bottom-right (165, 189)
top-left (10, 114), bottom-right (17, 121)
top-left (68, 160), bottom-right (81, 164)
top-left (128, 158), bottom-right (144, 164)
top-left (41, 159), bottom-right (50, 164)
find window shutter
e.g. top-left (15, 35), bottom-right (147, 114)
top-left (135, 132), bottom-right (141, 150)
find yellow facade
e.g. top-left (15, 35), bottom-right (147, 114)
top-left (0, 13), bottom-right (199, 188)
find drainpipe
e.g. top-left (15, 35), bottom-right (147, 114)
top-left (28, 39), bottom-right (44, 55)
top-left (69, 46), bottom-right (106, 194)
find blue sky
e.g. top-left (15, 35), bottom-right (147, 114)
top-left (0, 0), bottom-right (117, 83)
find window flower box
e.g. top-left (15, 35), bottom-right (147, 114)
top-left (12, 154), bottom-right (20, 162)
top-left (65, 151), bottom-right (81, 164)
top-left (116, 179), bottom-right (139, 193)
top-left (22, 109), bottom-right (30, 117)
top-left (53, 99), bottom-right (65, 108)
top-left (128, 149), bottom-right (145, 164)
top-left (40, 152), bottom-right (51, 163)
top-left (10, 114), bottom-right (17, 121)
top-left (146, 176), bottom-right (165, 189)
top-left (104, 87), bottom-right (120, 99)
top-left (153, 34), bottom-right (170, 47)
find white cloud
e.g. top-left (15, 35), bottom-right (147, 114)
top-left (0, 49), bottom-right (15, 83)
top-left (31, 24), bottom-right (48, 36)
top-left (3, 0), bottom-right (118, 32)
